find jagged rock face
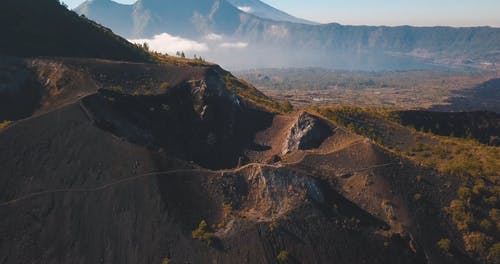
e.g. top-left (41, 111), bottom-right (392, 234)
top-left (242, 166), bottom-right (325, 220)
top-left (282, 112), bottom-right (333, 155)
top-left (81, 69), bottom-right (272, 169)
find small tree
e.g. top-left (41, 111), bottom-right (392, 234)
top-left (282, 100), bottom-right (293, 113)
top-left (181, 51), bottom-right (186, 58)
top-left (437, 238), bottom-right (451, 252)
top-left (277, 251), bottom-right (289, 262)
top-left (142, 42), bottom-right (149, 52)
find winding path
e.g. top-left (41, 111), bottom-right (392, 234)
top-left (0, 138), bottom-right (394, 208)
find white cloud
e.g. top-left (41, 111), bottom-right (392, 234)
top-left (219, 42), bottom-right (249, 48)
top-left (237, 6), bottom-right (253, 13)
top-left (129, 33), bottom-right (208, 54)
top-left (205, 33), bottom-right (223, 41)
top-left (266, 25), bottom-right (289, 38)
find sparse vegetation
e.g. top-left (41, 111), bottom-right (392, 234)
top-left (106, 85), bottom-right (125, 93)
top-left (463, 232), bottom-right (491, 259)
top-left (282, 100), bottom-right (294, 113)
top-left (193, 54), bottom-right (206, 62)
top-left (175, 51), bottom-right (186, 58)
top-left (160, 82), bottom-right (170, 91)
top-left (276, 250), bottom-right (289, 262)
top-left (488, 243), bottom-right (500, 263)
top-left (192, 220), bottom-right (216, 246)
top-left (269, 220), bottom-right (280, 232)
top-left (0, 120), bottom-right (13, 129)
top-left (131, 88), bottom-right (156, 96)
top-left (437, 238), bottom-right (451, 252)
top-left (152, 52), bottom-right (212, 67)
top-left (316, 105), bottom-right (500, 260)
top-left (225, 74), bottom-right (290, 113)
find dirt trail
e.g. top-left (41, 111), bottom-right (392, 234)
top-left (0, 138), bottom-right (389, 208)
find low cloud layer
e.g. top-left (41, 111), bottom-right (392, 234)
top-left (220, 42), bottom-right (248, 48)
top-left (129, 33), bottom-right (208, 54)
top-left (205, 33), bottom-right (223, 41)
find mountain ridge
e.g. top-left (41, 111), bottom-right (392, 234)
top-left (226, 0), bottom-right (318, 25)
top-left (75, 0), bottom-right (500, 70)
top-left (0, 0), bottom-right (150, 62)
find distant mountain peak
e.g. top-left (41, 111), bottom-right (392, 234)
top-left (226, 0), bottom-right (318, 24)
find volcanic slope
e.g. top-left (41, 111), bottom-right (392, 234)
top-left (0, 0), bottom-right (150, 62)
top-left (0, 54), bottom-right (485, 264)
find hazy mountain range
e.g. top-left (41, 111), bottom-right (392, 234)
top-left (75, 0), bottom-right (500, 70)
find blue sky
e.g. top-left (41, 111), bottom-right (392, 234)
top-left (64, 0), bottom-right (500, 27)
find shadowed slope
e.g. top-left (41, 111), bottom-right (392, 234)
top-left (0, 0), bottom-right (150, 62)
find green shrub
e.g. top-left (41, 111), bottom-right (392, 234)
top-left (277, 251), bottom-right (289, 262)
top-left (192, 220), bottom-right (216, 246)
top-left (282, 100), bottom-right (294, 113)
top-left (472, 179), bottom-right (486, 195)
top-left (480, 219), bottom-right (493, 230)
top-left (437, 238), bottom-right (451, 252)
top-left (447, 199), bottom-right (474, 231)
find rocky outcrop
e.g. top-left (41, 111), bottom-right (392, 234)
top-left (79, 67), bottom-right (273, 169)
top-left (282, 112), bottom-right (333, 154)
top-left (241, 166), bottom-right (325, 221)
